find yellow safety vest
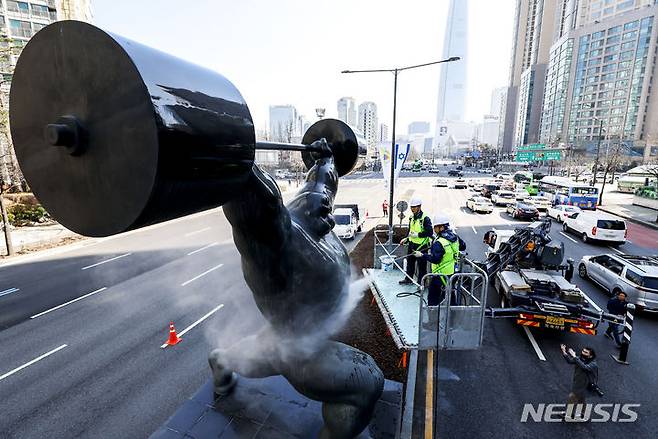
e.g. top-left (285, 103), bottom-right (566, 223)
top-left (431, 236), bottom-right (460, 276)
top-left (409, 213), bottom-right (431, 247)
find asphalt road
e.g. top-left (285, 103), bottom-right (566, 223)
top-left (1, 174), bottom-right (656, 438)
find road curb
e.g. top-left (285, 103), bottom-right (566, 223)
top-left (598, 206), bottom-right (658, 231)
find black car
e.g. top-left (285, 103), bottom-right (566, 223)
top-left (481, 183), bottom-right (501, 198)
top-left (506, 202), bottom-right (540, 220)
top-left (456, 165), bottom-right (463, 171)
top-left (448, 170), bottom-right (463, 177)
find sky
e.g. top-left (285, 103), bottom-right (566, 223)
top-left (91, 0), bottom-right (516, 135)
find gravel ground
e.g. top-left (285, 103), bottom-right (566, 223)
top-left (334, 225), bottom-right (409, 382)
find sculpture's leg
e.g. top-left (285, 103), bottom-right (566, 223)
top-left (282, 341), bottom-right (384, 439)
top-left (208, 327), bottom-right (280, 397)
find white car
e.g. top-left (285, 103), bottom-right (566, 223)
top-left (513, 189), bottom-right (530, 201)
top-left (491, 190), bottom-right (515, 206)
top-left (547, 205), bottom-right (581, 222)
top-left (436, 178), bottom-right (448, 187)
top-left (466, 196), bottom-right (494, 213)
top-left (453, 178), bottom-right (467, 189)
top-left (563, 211), bottom-right (627, 245)
top-left (527, 195), bottom-right (551, 211)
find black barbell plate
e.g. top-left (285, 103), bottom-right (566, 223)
top-left (301, 119), bottom-right (360, 177)
top-left (9, 21), bottom-right (255, 237)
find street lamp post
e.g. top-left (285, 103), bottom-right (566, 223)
top-left (342, 56), bottom-right (460, 242)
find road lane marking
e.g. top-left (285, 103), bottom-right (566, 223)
top-left (81, 253), bottom-right (132, 270)
top-left (608, 246), bottom-right (624, 255)
top-left (579, 291), bottom-right (603, 313)
top-left (187, 242), bottom-right (218, 256)
top-left (184, 227), bottom-right (211, 237)
top-left (559, 232), bottom-right (578, 243)
top-left (471, 226), bottom-right (477, 234)
top-left (0, 344), bottom-right (68, 381)
top-left (425, 350), bottom-right (434, 439)
top-left (522, 327), bottom-right (546, 361)
top-left (0, 287), bottom-right (19, 298)
top-left (161, 304), bottom-right (224, 348)
top-left (30, 287), bottom-right (108, 319)
top-left (181, 264), bottom-right (224, 287)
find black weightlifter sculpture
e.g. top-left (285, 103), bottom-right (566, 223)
top-left (9, 21), bottom-right (383, 439)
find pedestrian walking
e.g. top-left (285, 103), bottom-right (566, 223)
top-left (399, 198), bottom-right (432, 285)
top-left (560, 344), bottom-right (599, 417)
top-left (382, 200), bottom-right (388, 217)
top-left (415, 214), bottom-right (466, 305)
top-left (604, 291), bottom-right (627, 347)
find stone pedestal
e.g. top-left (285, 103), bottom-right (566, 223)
top-left (150, 375), bottom-right (402, 439)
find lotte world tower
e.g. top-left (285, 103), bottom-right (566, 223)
top-left (435, 0), bottom-right (469, 154)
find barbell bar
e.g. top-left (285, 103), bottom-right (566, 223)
top-left (9, 20), bottom-right (362, 238)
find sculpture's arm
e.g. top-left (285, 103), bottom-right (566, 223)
top-left (223, 164), bottom-right (291, 248)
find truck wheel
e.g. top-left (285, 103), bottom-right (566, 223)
top-left (581, 233), bottom-right (588, 243)
top-left (578, 264), bottom-right (588, 279)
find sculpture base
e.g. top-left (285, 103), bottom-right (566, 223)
top-left (150, 375), bottom-right (402, 439)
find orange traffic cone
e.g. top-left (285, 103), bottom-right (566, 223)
top-left (165, 321), bottom-right (181, 346)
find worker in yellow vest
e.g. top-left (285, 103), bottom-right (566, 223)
top-left (414, 214), bottom-right (466, 305)
top-left (399, 197), bottom-right (433, 285)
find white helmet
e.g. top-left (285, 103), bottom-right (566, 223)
top-left (409, 197), bottom-right (423, 207)
top-left (432, 214), bottom-right (450, 226)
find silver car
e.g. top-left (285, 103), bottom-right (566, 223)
top-left (578, 254), bottom-right (658, 311)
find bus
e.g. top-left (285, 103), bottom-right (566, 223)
top-left (513, 171), bottom-right (542, 195)
top-left (538, 176), bottom-right (599, 210)
top-left (617, 166), bottom-right (657, 193)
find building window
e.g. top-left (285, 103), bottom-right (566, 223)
top-left (6, 1), bottom-right (29, 15)
top-left (9, 18), bottom-right (31, 38)
top-left (608, 25), bottom-right (622, 35)
top-left (30, 4), bottom-right (50, 19)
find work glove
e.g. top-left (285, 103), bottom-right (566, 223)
top-left (409, 232), bottom-right (419, 238)
top-left (413, 251), bottom-right (423, 258)
top-left (400, 237), bottom-right (408, 245)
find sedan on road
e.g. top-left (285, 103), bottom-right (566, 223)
top-left (506, 202), bottom-right (540, 220)
top-left (547, 204), bottom-right (581, 222)
top-left (435, 178), bottom-right (448, 187)
top-left (448, 170), bottom-right (463, 177)
top-left (453, 178), bottom-right (467, 189)
top-left (513, 189), bottom-right (530, 201)
top-left (491, 190), bottom-right (515, 206)
top-left (527, 195), bottom-right (551, 211)
top-left (466, 196), bottom-right (494, 213)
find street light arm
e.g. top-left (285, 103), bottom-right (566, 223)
top-left (341, 56), bottom-right (460, 74)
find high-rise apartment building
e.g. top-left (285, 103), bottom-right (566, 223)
top-left (0, 0), bottom-right (92, 186)
top-left (436, 0), bottom-right (468, 124)
top-left (539, 1), bottom-right (658, 158)
top-left (379, 123), bottom-right (389, 143)
top-left (502, 0), bottom-right (558, 150)
top-left (337, 97), bottom-right (357, 128)
top-left (358, 102), bottom-right (378, 155)
top-left (269, 105), bottom-right (299, 142)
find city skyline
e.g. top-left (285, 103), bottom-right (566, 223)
top-left (92, 0), bottom-right (515, 136)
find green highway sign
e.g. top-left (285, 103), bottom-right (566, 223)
top-left (515, 149), bottom-right (561, 162)
top-left (516, 143), bottom-right (546, 151)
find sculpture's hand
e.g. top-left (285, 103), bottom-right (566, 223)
top-left (311, 138), bottom-right (333, 159)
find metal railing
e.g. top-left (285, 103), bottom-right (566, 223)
top-left (417, 258), bottom-right (488, 350)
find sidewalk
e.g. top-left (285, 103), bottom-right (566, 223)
top-left (1, 223), bottom-right (85, 257)
top-left (599, 202), bottom-right (658, 231)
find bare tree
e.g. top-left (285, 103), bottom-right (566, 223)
top-left (598, 141), bottom-right (625, 205)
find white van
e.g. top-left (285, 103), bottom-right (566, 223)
top-left (563, 211), bottom-right (626, 245)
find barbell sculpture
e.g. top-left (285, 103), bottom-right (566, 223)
top-left (9, 20), bottom-right (362, 237)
